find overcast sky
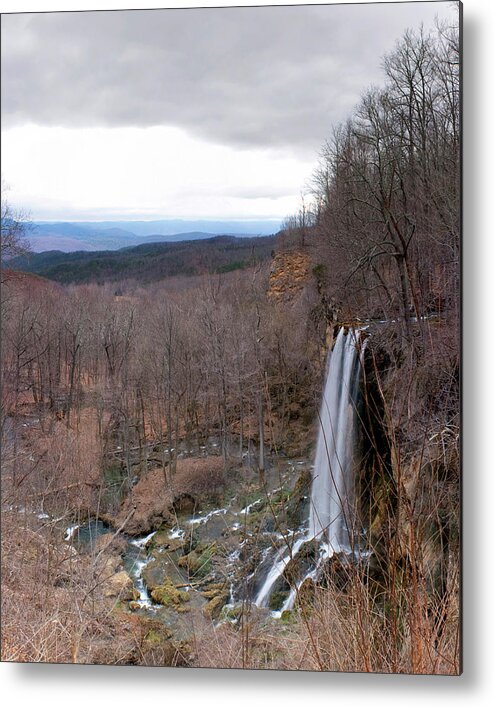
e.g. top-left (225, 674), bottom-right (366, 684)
top-left (1, 1), bottom-right (458, 222)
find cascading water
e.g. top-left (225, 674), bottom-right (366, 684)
top-left (253, 327), bottom-right (366, 611)
top-left (308, 326), bottom-right (365, 550)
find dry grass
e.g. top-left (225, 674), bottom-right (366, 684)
top-left (192, 558), bottom-right (460, 674)
top-left (0, 508), bottom-right (188, 666)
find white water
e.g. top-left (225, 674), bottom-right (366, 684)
top-left (239, 498), bottom-right (263, 515)
top-left (188, 507), bottom-right (228, 525)
top-left (127, 531), bottom-right (160, 608)
top-left (130, 530), bottom-right (157, 548)
top-left (254, 327), bottom-right (366, 610)
top-left (168, 527), bottom-right (185, 539)
top-left (64, 524), bottom-right (80, 541)
top-left (254, 537), bottom-right (307, 607)
top-left (308, 327), bottom-right (365, 548)
top-left (132, 556), bottom-right (155, 609)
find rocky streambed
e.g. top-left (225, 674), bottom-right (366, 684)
top-left (59, 455), bottom-right (315, 648)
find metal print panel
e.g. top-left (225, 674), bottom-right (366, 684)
top-left (1, 1), bottom-right (461, 674)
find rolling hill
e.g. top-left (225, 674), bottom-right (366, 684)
top-left (10, 234), bottom-right (277, 285)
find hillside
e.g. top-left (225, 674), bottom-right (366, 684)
top-left (9, 234), bottom-right (277, 285)
top-left (0, 267), bottom-right (62, 293)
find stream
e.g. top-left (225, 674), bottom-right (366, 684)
top-left (6, 451), bottom-right (317, 632)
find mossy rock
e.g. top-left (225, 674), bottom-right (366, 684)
top-left (143, 625), bottom-right (177, 651)
top-left (297, 577), bottom-right (316, 607)
top-left (272, 488), bottom-right (291, 505)
top-left (145, 628), bottom-right (165, 646)
top-left (280, 609), bottom-right (295, 623)
top-left (269, 590), bottom-right (290, 611)
top-left (203, 591), bottom-right (229, 620)
top-left (178, 543), bottom-right (216, 578)
top-left (201, 582), bottom-right (228, 599)
top-left (130, 587), bottom-right (141, 602)
top-left (150, 578), bottom-right (190, 608)
top-left (220, 604), bottom-right (243, 621)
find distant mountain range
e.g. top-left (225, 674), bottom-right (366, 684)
top-left (26, 219), bottom-right (281, 252)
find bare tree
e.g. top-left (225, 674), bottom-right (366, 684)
top-left (1, 181), bottom-right (31, 266)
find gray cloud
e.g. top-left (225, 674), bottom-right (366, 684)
top-left (1, 3), bottom-right (458, 156)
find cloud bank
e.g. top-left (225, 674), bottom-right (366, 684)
top-left (2, 3), bottom-right (457, 156)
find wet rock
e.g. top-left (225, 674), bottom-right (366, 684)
top-left (258, 515), bottom-right (276, 533)
top-left (296, 577), bottom-right (316, 609)
top-left (269, 590), bottom-right (290, 611)
top-left (94, 533), bottom-right (126, 556)
top-left (285, 468), bottom-right (312, 528)
top-left (178, 543), bottom-right (216, 579)
top-left (150, 578), bottom-right (190, 609)
top-left (141, 558), bottom-right (161, 592)
top-left (319, 553), bottom-right (355, 591)
top-left (102, 570), bottom-right (139, 601)
top-left (283, 539), bottom-right (318, 585)
top-left (152, 530), bottom-right (186, 553)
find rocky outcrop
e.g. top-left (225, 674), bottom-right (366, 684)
top-left (268, 250), bottom-right (311, 303)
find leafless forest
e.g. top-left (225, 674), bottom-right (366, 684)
top-left (1, 23), bottom-right (460, 673)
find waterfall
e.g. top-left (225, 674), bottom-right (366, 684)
top-left (308, 326), bottom-right (365, 549)
top-left (253, 327), bottom-right (366, 610)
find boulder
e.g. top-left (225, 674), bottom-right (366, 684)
top-left (203, 591), bottom-right (229, 620)
top-left (150, 578), bottom-right (190, 609)
top-left (178, 543), bottom-right (216, 579)
top-left (102, 570), bottom-right (139, 602)
top-left (152, 530), bottom-right (186, 553)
